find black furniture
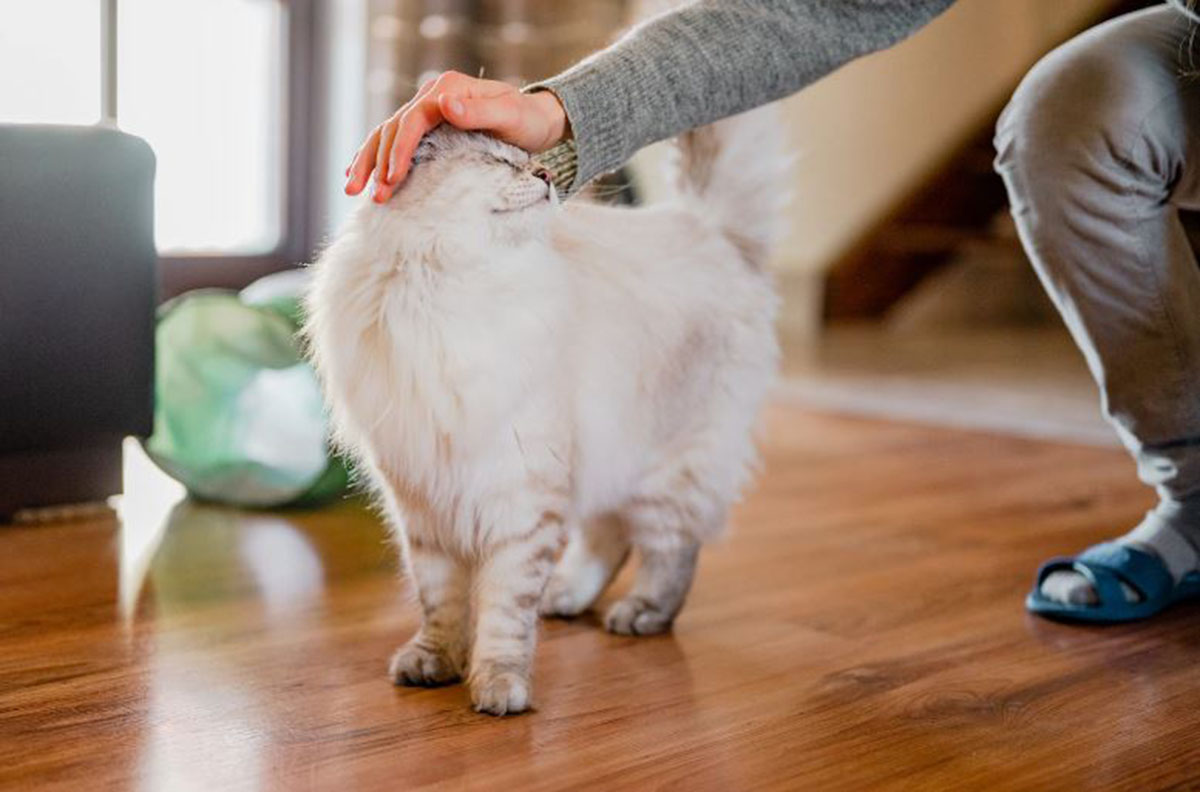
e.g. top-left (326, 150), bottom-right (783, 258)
top-left (0, 124), bottom-right (157, 520)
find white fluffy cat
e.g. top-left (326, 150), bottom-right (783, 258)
top-left (303, 105), bottom-right (786, 715)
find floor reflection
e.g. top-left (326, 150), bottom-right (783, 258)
top-left (118, 438), bottom-right (330, 621)
top-left (237, 517), bottom-right (325, 618)
top-left (137, 647), bottom-right (268, 792)
top-left (115, 440), bottom-right (342, 791)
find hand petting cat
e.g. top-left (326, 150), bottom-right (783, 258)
top-left (344, 71), bottom-right (569, 204)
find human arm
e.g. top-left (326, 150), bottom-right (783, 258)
top-left (346, 0), bottom-right (957, 200)
top-left (531, 0), bottom-right (956, 191)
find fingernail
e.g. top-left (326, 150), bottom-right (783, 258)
top-left (449, 98), bottom-right (464, 116)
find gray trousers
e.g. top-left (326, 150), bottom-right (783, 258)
top-left (995, 6), bottom-right (1200, 503)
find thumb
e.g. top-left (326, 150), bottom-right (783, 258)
top-left (439, 93), bottom-right (522, 140)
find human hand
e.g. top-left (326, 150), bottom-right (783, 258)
top-left (344, 71), bottom-right (569, 203)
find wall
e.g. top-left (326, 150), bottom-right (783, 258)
top-left (633, 0), bottom-right (1115, 278)
top-left (770, 0), bottom-right (1114, 276)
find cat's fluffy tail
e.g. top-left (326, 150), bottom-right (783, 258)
top-left (671, 105), bottom-right (791, 271)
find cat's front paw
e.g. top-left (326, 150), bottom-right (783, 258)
top-left (604, 596), bottom-right (676, 636)
top-left (389, 642), bottom-right (461, 687)
top-left (470, 664), bottom-right (532, 716)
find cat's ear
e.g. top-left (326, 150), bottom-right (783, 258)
top-left (413, 123), bottom-right (459, 166)
top-left (412, 137), bottom-right (436, 166)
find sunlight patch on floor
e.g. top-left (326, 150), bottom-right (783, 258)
top-left (115, 437), bottom-right (186, 619)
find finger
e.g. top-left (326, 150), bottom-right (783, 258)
top-left (381, 73), bottom-right (468, 185)
top-left (377, 75), bottom-right (447, 186)
top-left (346, 74), bottom-right (443, 197)
top-left (439, 93), bottom-right (521, 139)
top-left (374, 117), bottom-right (401, 192)
top-left (345, 126), bottom-right (381, 195)
top-left (384, 96), bottom-right (445, 189)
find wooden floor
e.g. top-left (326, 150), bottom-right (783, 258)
top-left (4, 406), bottom-right (1200, 791)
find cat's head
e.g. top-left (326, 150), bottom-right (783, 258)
top-left (384, 125), bottom-right (556, 248)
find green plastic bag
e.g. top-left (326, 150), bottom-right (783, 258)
top-left (144, 270), bottom-right (348, 508)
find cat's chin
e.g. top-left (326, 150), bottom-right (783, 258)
top-left (490, 200), bottom-right (550, 216)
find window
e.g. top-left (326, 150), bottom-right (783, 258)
top-left (0, 1), bottom-right (101, 125)
top-left (119, 0), bottom-right (287, 255)
top-left (0, 0), bottom-right (320, 298)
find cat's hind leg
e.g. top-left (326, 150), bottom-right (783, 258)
top-left (390, 534), bottom-right (471, 687)
top-left (604, 494), bottom-right (709, 636)
top-left (540, 514), bottom-right (630, 618)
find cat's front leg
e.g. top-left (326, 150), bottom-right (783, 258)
top-left (469, 511), bottom-right (565, 715)
top-left (390, 534), bottom-right (471, 687)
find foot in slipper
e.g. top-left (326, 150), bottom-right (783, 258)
top-left (1029, 498), bottom-right (1200, 622)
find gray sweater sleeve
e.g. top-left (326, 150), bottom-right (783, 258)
top-left (529, 0), bottom-right (956, 190)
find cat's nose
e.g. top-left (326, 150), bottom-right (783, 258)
top-left (531, 167), bottom-right (553, 186)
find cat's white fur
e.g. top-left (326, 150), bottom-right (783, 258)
top-left (303, 106), bottom-right (786, 715)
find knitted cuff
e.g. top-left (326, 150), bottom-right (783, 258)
top-left (524, 69), bottom-right (625, 196)
top-left (532, 139), bottom-right (578, 196)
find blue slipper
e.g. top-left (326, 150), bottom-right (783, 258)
top-left (1026, 541), bottom-right (1200, 623)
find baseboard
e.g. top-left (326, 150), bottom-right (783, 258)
top-left (0, 439), bottom-right (124, 524)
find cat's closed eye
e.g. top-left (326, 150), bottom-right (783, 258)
top-left (485, 153), bottom-right (523, 172)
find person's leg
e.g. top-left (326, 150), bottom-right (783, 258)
top-left (995, 7), bottom-right (1200, 606)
